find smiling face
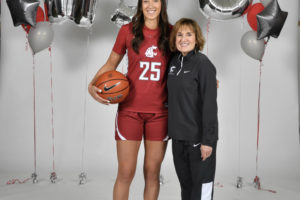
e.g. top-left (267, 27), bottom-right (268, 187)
top-left (175, 25), bottom-right (196, 56)
top-left (142, 0), bottom-right (161, 22)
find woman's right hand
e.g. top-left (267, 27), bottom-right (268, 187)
top-left (88, 51), bottom-right (124, 105)
top-left (88, 83), bottom-right (110, 105)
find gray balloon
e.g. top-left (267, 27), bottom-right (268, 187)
top-left (198, 0), bottom-right (253, 21)
top-left (260, 0), bottom-right (272, 7)
top-left (28, 22), bottom-right (54, 54)
top-left (241, 31), bottom-right (265, 60)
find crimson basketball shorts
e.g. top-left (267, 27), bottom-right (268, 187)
top-left (115, 110), bottom-right (168, 141)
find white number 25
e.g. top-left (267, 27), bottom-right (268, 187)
top-left (139, 61), bottom-right (161, 81)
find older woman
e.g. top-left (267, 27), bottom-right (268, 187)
top-left (167, 18), bottom-right (218, 200)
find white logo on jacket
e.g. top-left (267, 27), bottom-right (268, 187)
top-left (168, 66), bottom-right (176, 75)
top-left (145, 45), bottom-right (158, 58)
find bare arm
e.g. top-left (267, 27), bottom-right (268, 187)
top-left (88, 51), bottom-right (124, 105)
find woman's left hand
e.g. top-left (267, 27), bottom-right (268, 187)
top-left (200, 145), bottom-right (213, 161)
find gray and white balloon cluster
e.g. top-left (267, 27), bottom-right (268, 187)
top-left (241, 0), bottom-right (288, 60)
top-left (198, 0), bottom-right (288, 61)
top-left (6, 0), bottom-right (98, 54)
top-left (6, 0), bottom-right (52, 54)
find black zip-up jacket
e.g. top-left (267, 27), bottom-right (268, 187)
top-left (167, 50), bottom-right (218, 147)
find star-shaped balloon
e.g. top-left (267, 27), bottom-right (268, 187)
top-left (256, 0), bottom-right (288, 40)
top-left (6, 0), bottom-right (40, 27)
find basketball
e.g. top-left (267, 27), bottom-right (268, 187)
top-left (95, 71), bottom-right (129, 104)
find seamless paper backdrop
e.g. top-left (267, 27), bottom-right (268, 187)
top-left (0, 0), bottom-right (299, 183)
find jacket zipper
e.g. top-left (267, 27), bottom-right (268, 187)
top-left (176, 56), bottom-right (184, 76)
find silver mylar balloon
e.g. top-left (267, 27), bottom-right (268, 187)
top-left (44, 0), bottom-right (66, 23)
top-left (28, 22), bottom-right (54, 54)
top-left (111, 1), bottom-right (137, 28)
top-left (6, 0), bottom-right (40, 26)
top-left (256, 0), bottom-right (288, 40)
top-left (45, 0), bottom-right (97, 28)
top-left (260, 0), bottom-right (272, 7)
top-left (241, 31), bottom-right (265, 60)
top-left (198, 0), bottom-right (253, 20)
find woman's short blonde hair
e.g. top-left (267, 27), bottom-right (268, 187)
top-left (170, 18), bottom-right (205, 52)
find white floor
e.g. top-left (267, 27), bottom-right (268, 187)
top-left (1, 170), bottom-right (299, 200)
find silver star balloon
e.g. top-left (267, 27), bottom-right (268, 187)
top-left (6, 0), bottom-right (40, 26)
top-left (256, 0), bottom-right (288, 40)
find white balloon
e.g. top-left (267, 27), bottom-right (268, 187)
top-left (28, 22), bottom-right (54, 54)
top-left (241, 31), bottom-right (265, 60)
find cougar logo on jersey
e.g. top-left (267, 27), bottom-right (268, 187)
top-left (168, 66), bottom-right (176, 75)
top-left (145, 45), bottom-right (158, 58)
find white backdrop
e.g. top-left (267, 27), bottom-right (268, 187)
top-left (1, 0), bottom-right (299, 187)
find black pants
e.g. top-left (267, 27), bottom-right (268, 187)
top-left (172, 140), bottom-right (217, 200)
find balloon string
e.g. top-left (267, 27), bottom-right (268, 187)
top-left (6, 178), bottom-right (31, 185)
top-left (25, 34), bottom-right (29, 51)
top-left (32, 55), bottom-right (37, 174)
top-left (253, 176), bottom-right (277, 193)
top-left (49, 47), bottom-right (56, 172)
top-left (214, 182), bottom-right (224, 188)
top-left (206, 18), bottom-right (211, 56)
top-left (253, 39), bottom-right (276, 194)
top-left (81, 28), bottom-right (92, 172)
top-left (255, 37), bottom-right (269, 175)
top-left (241, 15), bottom-right (244, 30)
top-left (255, 61), bottom-right (262, 177)
top-left (237, 55), bottom-right (243, 178)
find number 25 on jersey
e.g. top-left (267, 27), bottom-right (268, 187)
top-left (139, 61), bottom-right (161, 81)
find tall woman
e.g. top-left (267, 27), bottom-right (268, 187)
top-left (88, 0), bottom-right (171, 199)
top-left (167, 18), bottom-right (218, 200)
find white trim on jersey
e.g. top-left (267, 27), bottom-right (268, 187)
top-left (201, 181), bottom-right (213, 200)
top-left (163, 135), bottom-right (169, 141)
top-left (115, 112), bottom-right (126, 140)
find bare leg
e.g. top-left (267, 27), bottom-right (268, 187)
top-left (113, 140), bottom-right (141, 200)
top-left (143, 140), bottom-right (168, 200)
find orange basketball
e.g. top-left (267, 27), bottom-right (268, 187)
top-left (95, 71), bottom-right (129, 104)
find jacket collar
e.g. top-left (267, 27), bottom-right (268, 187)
top-left (177, 50), bottom-right (197, 62)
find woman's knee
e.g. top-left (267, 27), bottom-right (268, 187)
top-left (144, 164), bottom-right (160, 182)
top-left (117, 166), bottom-right (136, 183)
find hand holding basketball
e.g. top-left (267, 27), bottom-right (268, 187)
top-left (89, 70), bottom-right (129, 104)
top-left (88, 84), bottom-right (110, 105)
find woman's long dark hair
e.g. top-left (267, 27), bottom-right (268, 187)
top-left (131, 0), bottom-right (170, 55)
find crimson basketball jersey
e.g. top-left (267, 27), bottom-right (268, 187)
top-left (113, 23), bottom-right (169, 113)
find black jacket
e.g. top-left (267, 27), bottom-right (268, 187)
top-left (167, 51), bottom-right (218, 147)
